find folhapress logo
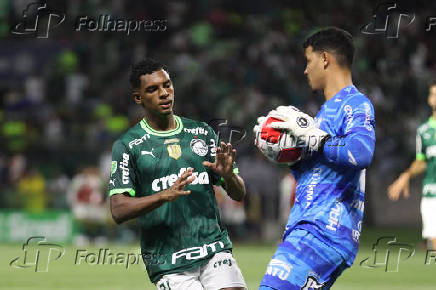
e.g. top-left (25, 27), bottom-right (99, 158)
top-left (360, 2), bottom-right (415, 38)
top-left (11, 2), bottom-right (167, 38)
top-left (9, 237), bottom-right (64, 272)
top-left (360, 236), bottom-right (415, 272)
top-left (11, 2), bottom-right (65, 38)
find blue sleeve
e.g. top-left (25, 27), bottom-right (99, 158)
top-left (323, 98), bottom-right (376, 169)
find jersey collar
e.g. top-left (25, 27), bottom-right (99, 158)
top-left (428, 116), bottom-right (436, 129)
top-left (140, 115), bottom-right (183, 136)
top-left (328, 85), bottom-right (358, 103)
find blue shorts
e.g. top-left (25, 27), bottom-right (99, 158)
top-left (259, 229), bottom-right (348, 290)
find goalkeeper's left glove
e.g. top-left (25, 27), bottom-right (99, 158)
top-left (268, 106), bottom-right (330, 154)
top-left (253, 116), bottom-right (266, 144)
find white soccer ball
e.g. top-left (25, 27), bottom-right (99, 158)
top-left (255, 116), bottom-right (303, 165)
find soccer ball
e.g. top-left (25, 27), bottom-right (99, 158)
top-left (255, 117), bottom-right (303, 164)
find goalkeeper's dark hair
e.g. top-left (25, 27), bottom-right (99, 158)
top-left (129, 58), bottom-right (167, 89)
top-left (430, 79), bottom-right (436, 89)
top-left (303, 27), bottom-right (354, 69)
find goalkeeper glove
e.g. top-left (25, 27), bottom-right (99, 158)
top-left (253, 116), bottom-right (266, 143)
top-left (268, 106), bottom-right (330, 154)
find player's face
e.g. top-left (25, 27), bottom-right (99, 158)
top-left (304, 46), bottom-right (325, 91)
top-left (428, 85), bottom-right (436, 110)
top-left (135, 69), bottom-right (174, 116)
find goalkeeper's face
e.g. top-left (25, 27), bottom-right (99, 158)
top-left (134, 69), bottom-right (174, 116)
top-left (304, 46), bottom-right (326, 91)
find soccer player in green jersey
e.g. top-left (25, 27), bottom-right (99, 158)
top-left (109, 58), bottom-right (247, 290)
top-left (388, 81), bottom-right (436, 250)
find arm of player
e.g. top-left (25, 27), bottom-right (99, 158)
top-left (110, 169), bottom-right (195, 224)
top-left (203, 142), bottom-right (246, 202)
top-left (388, 159), bottom-right (426, 201)
top-left (322, 102), bottom-right (376, 169)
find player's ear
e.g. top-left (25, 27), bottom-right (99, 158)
top-left (322, 51), bottom-right (329, 69)
top-left (133, 90), bottom-right (142, 104)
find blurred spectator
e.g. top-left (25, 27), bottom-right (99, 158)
top-left (17, 168), bottom-right (47, 212)
top-left (66, 167), bottom-right (108, 245)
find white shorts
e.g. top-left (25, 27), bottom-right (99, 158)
top-left (421, 197), bottom-right (436, 238)
top-left (156, 251), bottom-right (246, 290)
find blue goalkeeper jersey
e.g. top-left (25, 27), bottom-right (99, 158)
top-left (284, 85), bottom-right (376, 266)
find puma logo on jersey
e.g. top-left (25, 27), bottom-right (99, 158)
top-left (152, 168), bottom-right (210, 192)
top-left (141, 149), bottom-right (156, 158)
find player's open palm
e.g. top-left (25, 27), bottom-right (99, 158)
top-left (203, 142), bottom-right (236, 178)
top-left (388, 173), bottom-right (410, 201)
top-left (160, 168), bottom-right (195, 202)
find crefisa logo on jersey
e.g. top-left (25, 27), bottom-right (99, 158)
top-left (184, 127), bottom-right (208, 136)
top-left (120, 153), bottom-right (130, 184)
top-left (190, 139), bottom-right (208, 156)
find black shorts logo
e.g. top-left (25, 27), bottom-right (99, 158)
top-left (301, 275), bottom-right (324, 290)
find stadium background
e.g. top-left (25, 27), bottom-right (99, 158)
top-left (1, 0), bottom-right (436, 289)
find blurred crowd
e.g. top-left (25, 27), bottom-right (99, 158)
top-left (1, 0), bottom-right (436, 241)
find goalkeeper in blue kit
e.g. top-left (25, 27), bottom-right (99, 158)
top-left (255, 27), bottom-right (376, 289)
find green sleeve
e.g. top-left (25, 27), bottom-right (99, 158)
top-left (109, 140), bottom-right (136, 197)
top-left (416, 131), bottom-right (426, 161)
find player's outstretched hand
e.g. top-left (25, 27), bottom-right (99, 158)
top-left (387, 173), bottom-right (410, 201)
top-left (203, 142), bottom-right (236, 179)
top-left (159, 168), bottom-right (195, 202)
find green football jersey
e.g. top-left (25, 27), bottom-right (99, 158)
top-left (417, 116), bottom-right (436, 197)
top-left (109, 115), bottom-right (233, 283)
